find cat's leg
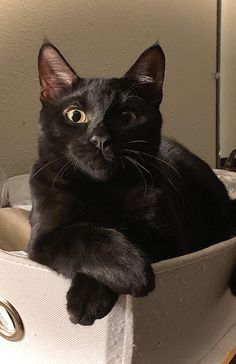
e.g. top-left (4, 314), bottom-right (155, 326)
top-left (28, 223), bottom-right (155, 297)
top-left (66, 273), bottom-right (118, 325)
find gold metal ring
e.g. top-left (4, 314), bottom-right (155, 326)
top-left (0, 298), bottom-right (24, 341)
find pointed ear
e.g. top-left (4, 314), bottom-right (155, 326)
top-left (124, 44), bottom-right (165, 105)
top-left (38, 43), bottom-right (79, 103)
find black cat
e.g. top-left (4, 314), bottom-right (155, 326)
top-left (28, 43), bottom-right (236, 325)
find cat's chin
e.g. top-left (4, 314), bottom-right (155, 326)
top-left (74, 159), bottom-right (115, 182)
top-left (89, 169), bottom-right (113, 182)
top-left (83, 166), bottom-right (114, 182)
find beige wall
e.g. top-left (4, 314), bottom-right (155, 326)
top-left (220, 0), bottom-right (236, 158)
top-left (0, 0), bottom-right (216, 176)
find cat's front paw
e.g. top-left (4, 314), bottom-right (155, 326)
top-left (130, 263), bottom-right (155, 297)
top-left (89, 228), bottom-right (155, 297)
top-left (106, 257), bottom-right (155, 297)
top-left (66, 273), bottom-right (118, 326)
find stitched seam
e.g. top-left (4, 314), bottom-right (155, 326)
top-left (122, 295), bottom-right (133, 364)
top-left (0, 257), bottom-right (51, 272)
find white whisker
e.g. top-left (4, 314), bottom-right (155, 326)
top-left (30, 156), bottom-right (66, 180)
top-left (122, 148), bottom-right (182, 195)
top-left (122, 154), bottom-right (148, 196)
top-left (137, 151), bottom-right (183, 181)
top-left (52, 161), bottom-right (71, 191)
top-left (123, 149), bottom-right (153, 183)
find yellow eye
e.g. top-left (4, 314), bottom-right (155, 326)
top-left (64, 107), bottom-right (87, 124)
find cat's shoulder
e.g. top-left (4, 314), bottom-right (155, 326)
top-left (158, 136), bottom-right (216, 181)
top-left (158, 137), bottom-right (228, 200)
top-left (158, 136), bottom-right (195, 163)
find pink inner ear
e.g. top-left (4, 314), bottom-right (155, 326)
top-left (40, 76), bottom-right (62, 101)
top-left (40, 86), bottom-right (50, 101)
top-left (38, 44), bottom-right (78, 102)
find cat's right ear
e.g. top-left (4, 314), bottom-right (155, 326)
top-left (124, 44), bottom-right (165, 105)
top-left (38, 43), bottom-right (79, 104)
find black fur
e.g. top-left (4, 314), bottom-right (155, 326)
top-left (28, 43), bottom-right (236, 325)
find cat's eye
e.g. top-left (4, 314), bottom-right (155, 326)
top-left (64, 107), bottom-right (87, 125)
top-left (121, 111), bottom-right (136, 124)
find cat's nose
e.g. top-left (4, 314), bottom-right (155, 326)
top-left (90, 135), bottom-right (111, 151)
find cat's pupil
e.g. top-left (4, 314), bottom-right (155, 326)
top-left (72, 111), bottom-right (81, 122)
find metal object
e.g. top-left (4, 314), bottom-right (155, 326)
top-left (225, 149), bottom-right (236, 172)
top-left (0, 298), bottom-right (24, 341)
top-left (216, 0), bottom-right (222, 168)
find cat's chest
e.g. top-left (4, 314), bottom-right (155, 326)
top-left (119, 186), bottom-right (161, 225)
top-left (74, 185), bottom-right (161, 227)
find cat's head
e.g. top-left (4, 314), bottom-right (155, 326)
top-left (38, 42), bottom-right (165, 181)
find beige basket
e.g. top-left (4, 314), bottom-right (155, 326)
top-left (0, 170), bottom-right (235, 364)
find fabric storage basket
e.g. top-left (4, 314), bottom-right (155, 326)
top-left (0, 170), bottom-right (236, 364)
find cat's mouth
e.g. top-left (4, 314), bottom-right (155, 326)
top-left (96, 148), bottom-right (114, 163)
top-left (85, 155), bottom-right (116, 181)
top-left (68, 146), bottom-right (117, 181)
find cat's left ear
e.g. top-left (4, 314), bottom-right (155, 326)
top-left (38, 43), bottom-right (79, 103)
top-left (124, 44), bottom-right (165, 105)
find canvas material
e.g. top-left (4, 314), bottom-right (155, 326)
top-left (0, 169), bottom-right (236, 363)
top-left (0, 251), bottom-right (133, 364)
top-left (0, 238), bottom-right (236, 363)
top-left (132, 237), bottom-right (236, 364)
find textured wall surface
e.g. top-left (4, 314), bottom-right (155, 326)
top-left (220, 0), bottom-right (236, 158)
top-left (0, 0), bottom-right (216, 176)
